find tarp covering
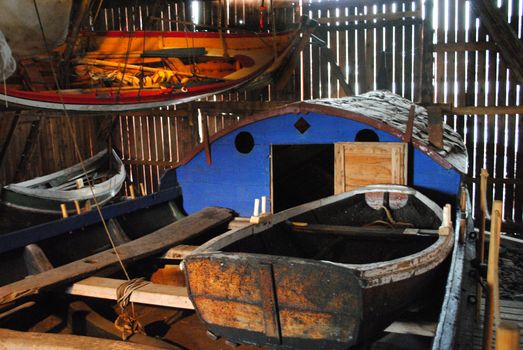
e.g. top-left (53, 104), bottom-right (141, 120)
top-left (0, 31), bottom-right (15, 79)
top-left (0, 0), bottom-right (72, 58)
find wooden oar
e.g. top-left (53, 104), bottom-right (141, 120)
top-left (74, 58), bottom-right (228, 81)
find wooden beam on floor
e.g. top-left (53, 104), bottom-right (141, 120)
top-left (0, 328), bottom-right (162, 350)
top-left (385, 320), bottom-right (436, 337)
top-left (66, 276), bottom-right (194, 310)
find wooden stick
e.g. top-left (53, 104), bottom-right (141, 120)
top-left (67, 276), bottom-right (193, 310)
top-left (402, 105), bottom-right (416, 143)
top-left (74, 200), bottom-right (81, 215)
top-left (496, 321), bottom-right (520, 350)
top-left (129, 184), bottom-right (136, 200)
top-left (477, 168), bottom-right (489, 321)
top-left (60, 204), bottom-right (68, 218)
top-left (139, 183), bottom-right (147, 196)
top-left (482, 200), bottom-right (502, 350)
top-left (253, 198), bottom-right (260, 217)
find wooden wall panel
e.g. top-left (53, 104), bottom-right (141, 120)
top-left (334, 142), bottom-right (407, 194)
top-left (0, 0), bottom-right (521, 227)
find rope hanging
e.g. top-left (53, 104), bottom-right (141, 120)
top-left (114, 277), bottom-right (150, 340)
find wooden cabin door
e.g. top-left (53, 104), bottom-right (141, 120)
top-left (334, 142), bottom-right (407, 194)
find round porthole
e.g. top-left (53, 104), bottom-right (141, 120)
top-left (235, 131), bottom-right (254, 154)
top-left (355, 129), bottom-right (379, 142)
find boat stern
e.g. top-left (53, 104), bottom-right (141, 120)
top-left (184, 252), bottom-right (363, 350)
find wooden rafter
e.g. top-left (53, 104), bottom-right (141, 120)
top-left (470, 0), bottom-right (523, 85)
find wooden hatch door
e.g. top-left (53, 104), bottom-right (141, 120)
top-left (334, 142), bottom-right (407, 194)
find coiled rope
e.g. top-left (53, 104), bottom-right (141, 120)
top-left (114, 278), bottom-right (150, 340)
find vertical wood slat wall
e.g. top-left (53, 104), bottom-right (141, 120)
top-left (99, 0), bottom-right (522, 224)
top-left (1, 0), bottom-right (520, 227)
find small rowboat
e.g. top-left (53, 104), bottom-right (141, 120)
top-left (0, 18), bottom-right (314, 112)
top-left (184, 185), bottom-right (454, 350)
top-left (1, 149), bottom-right (125, 214)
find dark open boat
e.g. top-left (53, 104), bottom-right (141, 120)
top-left (184, 184), bottom-right (454, 349)
top-left (0, 181), bottom-right (234, 306)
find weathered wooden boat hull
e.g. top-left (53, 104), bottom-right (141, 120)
top-left (185, 185), bottom-right (453, 349)
top-left (0, 170), bottom-right (235, 305)
top-left (186, 253), bottom-right (447, 350)
top-left (1, 149), bottom-right (125, 214)
top-left (0, 192), bottom-right (183, 288)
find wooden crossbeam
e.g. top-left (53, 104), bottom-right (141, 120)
top-left (66, 277), bottom-right (194, 310)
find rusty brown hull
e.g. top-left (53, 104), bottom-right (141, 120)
top-left (185, 252), bottom-right (447, 350)
top-left (184, 185), bottom-right (453, 349)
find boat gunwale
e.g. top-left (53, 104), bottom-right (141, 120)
top-left (187, 185), bottom-right (453, 288)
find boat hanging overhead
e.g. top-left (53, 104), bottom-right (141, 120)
top-left (0, 17), bottom-right (316, 111)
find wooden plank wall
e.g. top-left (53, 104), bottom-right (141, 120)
top-left (0, 112), bottom-right (99, 185)
top-left (0, 0), bottom-right (520, 227)
top-left (99, 0), bottom-right (522, 225)
top-left (431, 0), bottom-right (522, 225)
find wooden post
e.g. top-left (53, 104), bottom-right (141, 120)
top-left (60, 204), bottom-right (69, 218)
top-left (139, 183), bottom-right (146, 196)
top-left (129, 184), bottom-right (136, 200)
top-left (421, 0), bottom-right (434, 104)
top-left (426, 106), bottom-right (444, 149)
top-left (75, 178), bottom-right (84, 189)
top-left (477, 168), bottom-right (489, 321)
top-left (482, 200), bottom-right (502, 350)
top-left (402, 105), bottom-right (416, 143)
top-left (74, 200), bottom-right (81, 215)
top-left (496, 321), bottom-right (520, 350)
top-left (438, 204), bottom-right (452, 236)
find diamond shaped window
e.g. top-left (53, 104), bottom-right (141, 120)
top-left (294, 117), bottom-right (310, 134)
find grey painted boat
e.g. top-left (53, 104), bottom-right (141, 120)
top-left (1, 149), bottom-right (125, 214)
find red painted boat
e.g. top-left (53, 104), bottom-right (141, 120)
top-left (0, 20), bottom-right (313, 112)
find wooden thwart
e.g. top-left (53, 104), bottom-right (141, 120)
top-left (66, 277), bottom-right (194, 310)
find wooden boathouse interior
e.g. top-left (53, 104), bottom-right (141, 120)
top-left (0, 0), bottom-right (522, 349)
